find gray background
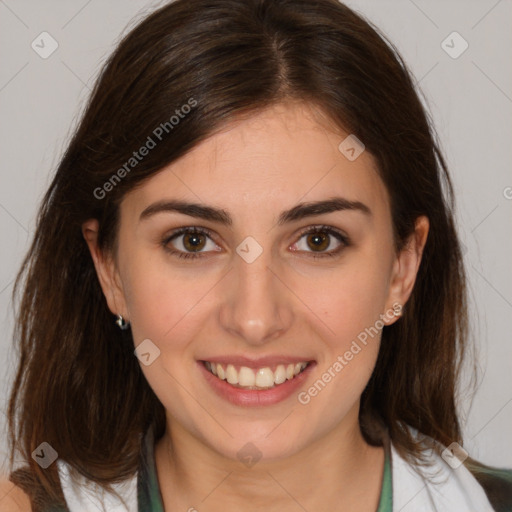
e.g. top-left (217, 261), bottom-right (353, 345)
top-left (0, 0), bottom-right (511, 473)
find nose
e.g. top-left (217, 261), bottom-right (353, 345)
top-left (218, 247), bottom-right (293, 347)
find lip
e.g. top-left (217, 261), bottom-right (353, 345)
top-left (198, 359), bottom-right (316, 407)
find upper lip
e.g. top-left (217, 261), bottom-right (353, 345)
top-left (199, 355), bottom-right (315, 369)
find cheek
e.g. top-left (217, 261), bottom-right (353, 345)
top-left (293, 266), bottom-right (388, 427)
top-left (121, 250), bottom-right (221, 358)
top-left (290, 251), bottom-right (392, 412)
top-left (122, 258), bottom-right (220, 430)
top-left (294, 256), bottom-right (391, 348)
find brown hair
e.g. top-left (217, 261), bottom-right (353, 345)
top-left (7, 0), bottom-right (474, 507)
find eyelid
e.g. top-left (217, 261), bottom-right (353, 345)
top-left (295, 224), bottom-right (350, 244)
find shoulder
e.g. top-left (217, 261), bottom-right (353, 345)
top-left (1, 465), bottom-right (68, 512)
top-left (0, 476), bottom-right (32, 511)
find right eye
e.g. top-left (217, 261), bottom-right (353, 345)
top-left (162, 227), bottom-right (221, 260)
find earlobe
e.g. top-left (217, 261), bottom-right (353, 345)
top-left (384, 215), bottom-right (429, 324)
top-left (81, 219), bottom-right (128, 320)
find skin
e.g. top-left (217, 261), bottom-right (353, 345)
top-left (0, 481), bottom-right (31, 512)
top-left (82, 101), bottom-right (429, 512)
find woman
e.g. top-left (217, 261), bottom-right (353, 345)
top-left (1, 0), bottom-right (511, 510)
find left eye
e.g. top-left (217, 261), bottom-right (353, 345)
top-left (290, 226), bottom-right (349, 258)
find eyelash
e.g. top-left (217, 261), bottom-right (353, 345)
top-left (161, 225), bottom-right (350, 261)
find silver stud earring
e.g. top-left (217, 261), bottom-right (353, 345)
top-left (116, 314), bottom-right (130, 330)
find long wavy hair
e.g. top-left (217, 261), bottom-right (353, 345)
top-left (7, 0), bottom-right (475, 507)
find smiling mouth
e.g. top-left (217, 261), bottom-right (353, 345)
top-left (202, 361), bottom-right (311, 390)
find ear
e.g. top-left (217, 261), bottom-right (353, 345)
top-left (383, 215), bottom-right (429, 326)
top-left (82, 219), bottom-right (128, 320)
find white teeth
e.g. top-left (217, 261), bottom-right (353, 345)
top-left (274, 364), bottom-right (286, 384)
top-left (204, 361), bottom-right (309, 389)
top-left (238, 366), bottom-right (256, 387)
top-left (225, 364), bottom-right (238, 385)
top-left (216, 363), bottom-right (225, 380)
top-left (255, 367), bottom-right (274, 387)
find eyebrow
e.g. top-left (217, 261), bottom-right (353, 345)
top-left (139, 197), bottom-right (372, 226)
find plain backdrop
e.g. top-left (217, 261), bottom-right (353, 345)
top-left (0, 0), bottom-right (511, 472)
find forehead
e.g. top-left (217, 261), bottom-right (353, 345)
top-left (122, 101), bottom-right (391, 226)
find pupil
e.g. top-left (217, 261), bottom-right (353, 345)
top-left (185, 234), bottom-right (204, 251)
top-left (309, 233), bottom-right (328, 251)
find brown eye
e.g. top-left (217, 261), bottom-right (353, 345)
top-left (182, 232), bottom-right (207, 252)
top-left (291, 225), bottom-right (350, 258)
top-left (162, 227), bottom-right (220, 260)
top-left (306, 232), bottom-right (330, 252)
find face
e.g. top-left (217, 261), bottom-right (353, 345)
top-left (84, 101), bottom-right (427, 463)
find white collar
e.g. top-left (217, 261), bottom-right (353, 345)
top-left (391, 427), bottom-right (495, 511)
top-left (57, 459), bottom-right (138, 512)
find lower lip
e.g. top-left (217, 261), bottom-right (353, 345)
top-left (198, 361), bottom-right (315, 407)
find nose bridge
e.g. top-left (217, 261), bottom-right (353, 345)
top-left (219, 238), bottom-right (292, 345)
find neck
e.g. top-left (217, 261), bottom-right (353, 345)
top-left (154, 406), bottom-right (386, 512)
